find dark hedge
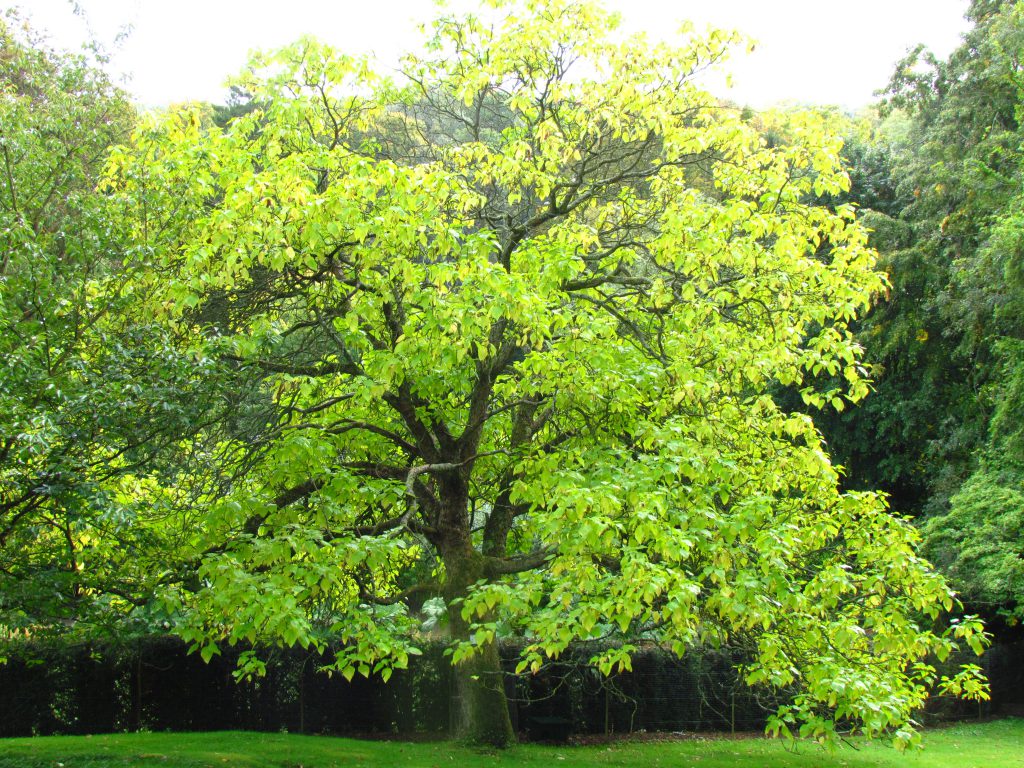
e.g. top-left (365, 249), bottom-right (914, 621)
top-left (0, 636), bottom-right (1017, 739)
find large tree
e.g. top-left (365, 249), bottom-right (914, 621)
top-left (107, 1), bottom-right (987, 746)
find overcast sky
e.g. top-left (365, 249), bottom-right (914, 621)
top-left (17, 0), bottom-right (971, 110)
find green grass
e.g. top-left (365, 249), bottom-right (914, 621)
top-left (0, 720), bottom-right (1020, 768)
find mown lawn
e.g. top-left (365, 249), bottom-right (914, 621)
top-left (0, 719), bottom-right (1020, 768)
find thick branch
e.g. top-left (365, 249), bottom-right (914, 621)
top-left (458, 320), bottom-right (508, 459)
top-left (383, 389), bottom-right (442, 462)
top-left (359, 581), bottom-right (442, 606)
top-left (223, 353), bottom-right (361, 378)
top-left (484, 547), bottom-right (555, 576)
top-left (351, 461), bottom-right (466, 537)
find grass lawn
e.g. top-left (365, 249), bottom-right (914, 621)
top-left (0, 719), bottom-right (1020, 768)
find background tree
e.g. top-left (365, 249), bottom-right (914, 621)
top-left (0, 13), bottom-right (232, 640)
top-left (107, 0), bottom-right (987, 747)
top-left (814, 0), bottom-right (1024, 624)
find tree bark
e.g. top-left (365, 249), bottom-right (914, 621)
top-left (450, 631), bottom-right (515, 746)
top-left (442, 530), bottom-right (516, 746)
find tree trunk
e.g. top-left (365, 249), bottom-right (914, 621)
top-left (443, 542), bottom-right (516, 746)
top-left (450, 633), bottom-right (515, 746)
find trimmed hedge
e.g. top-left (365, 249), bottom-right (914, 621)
top-left (0, 638), bottom-right (767, 738)
top-left (2, 637), bottom-right (1018, 738)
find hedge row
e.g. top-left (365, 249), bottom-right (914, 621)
top-left (2, 636), bottom-right (1020, 738)
top-left (0, 637), bottom-right (768, 738)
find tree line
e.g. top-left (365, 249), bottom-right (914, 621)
top-left (819, 0), bottom-right (1024, 630)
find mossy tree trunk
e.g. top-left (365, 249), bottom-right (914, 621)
top-left (440, 504), bottom-right (515, 747)
top-left (450, 629), bottom-right (514, 746)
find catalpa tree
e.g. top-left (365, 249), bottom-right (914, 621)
top-left (107, 0), bottom-right (987, 746)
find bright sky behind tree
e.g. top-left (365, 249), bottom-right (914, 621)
top-left (18, 0), bottom-right (969, 110)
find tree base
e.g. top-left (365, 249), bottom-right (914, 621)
top-left (451, 642), bottom-right (516, 747)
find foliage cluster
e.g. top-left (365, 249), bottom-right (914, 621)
top-left (0, 11), bottom-right (243, 641)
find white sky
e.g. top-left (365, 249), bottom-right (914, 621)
top-left (16, 0), bottom-right (971, 110)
